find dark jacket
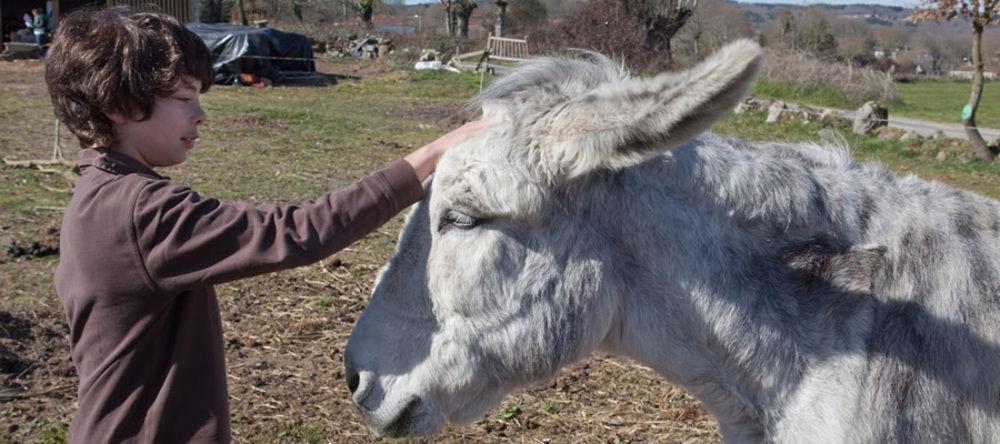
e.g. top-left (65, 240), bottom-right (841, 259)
top-left (56, 148), bottom-right (422, 443)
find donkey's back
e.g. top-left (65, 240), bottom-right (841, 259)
top-left (671, 135), bottom-right (1000, 442)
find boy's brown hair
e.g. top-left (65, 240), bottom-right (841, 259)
top-left (44, 7), bottom-right (214, 149)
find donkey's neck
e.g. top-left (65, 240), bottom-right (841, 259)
top-left (596, 136), bottom-right (881, 440)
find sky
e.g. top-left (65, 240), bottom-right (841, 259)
top-left (402, 0), bottom-right (923, 8)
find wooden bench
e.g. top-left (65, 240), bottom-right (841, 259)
top-left (453, 33), bottom-right (531, 91)
top-left (455, 33), bottom-right (530, 73)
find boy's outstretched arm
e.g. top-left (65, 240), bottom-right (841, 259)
top-left (132, 120), bottom-right (487, 295)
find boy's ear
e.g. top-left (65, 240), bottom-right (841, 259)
top-left (105, 111), bottom-right (129, 125)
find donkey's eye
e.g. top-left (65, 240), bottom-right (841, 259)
top-left (439, 210), bottom-right (477, 232)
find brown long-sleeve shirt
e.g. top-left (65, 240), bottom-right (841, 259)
top-left (55, 148), bottom-right (422, 443)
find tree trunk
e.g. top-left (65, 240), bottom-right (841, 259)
top-left (638, 2), bottom-right (695, 71)
top-left (207, 0), bottom-right (223, 23)
top-left (965, 23), bottom-right (998, 161)
top-left (361, 5), bottom-right (373, 29)
top-left (237, 0), bottom-right (248, 26)
top-left (446, 11), bottom-right (456, 36)
top-left (458, 13), bottom-right (470, 37)
top-left (495, 0), bottom-right (508, 37)
top-left (455, 2), bottom-right (476, 38)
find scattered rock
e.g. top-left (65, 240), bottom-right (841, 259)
top-left (875, 126), bottom-right (905, 141)
top-left (936, 151), bottom-right (948, 162)
top-left (734, 97), bottom-right (764, 114)
top-left (766, 102), bottom-right (786, 124)
top-left (852, 101), bottom-right (888, 136)
top-left (958, 152), bottom-right (974, 164)
top-left (818, 109), bottom-right (851, 127)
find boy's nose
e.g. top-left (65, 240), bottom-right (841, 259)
top-left (195, 107), bottom-right (206, 125)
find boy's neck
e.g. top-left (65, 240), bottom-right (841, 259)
top-left (107, 144), bottom-right (153, 169)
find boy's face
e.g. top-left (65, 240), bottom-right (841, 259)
top-left (111, 78), bottom-right (206, 169)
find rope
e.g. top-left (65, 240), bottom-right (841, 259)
top-left (233, 54), bottom-right (319, 62)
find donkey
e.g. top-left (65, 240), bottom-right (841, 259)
top-left (343, 40), bottom-right (1000, 442)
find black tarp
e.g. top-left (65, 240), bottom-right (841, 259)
top-left (187, 23), bottom-right (315, 85)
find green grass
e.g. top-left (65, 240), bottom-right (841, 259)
top-left (750, 78), bottom-right (859, 109)
top-left (715, 110), bottom-right (1000, 198)
top-left (274, 422), bottom-right (325, 444)
top-left (892, 79), bottom-right (1000, 128)
top-left (752, 77), bottom-right (1000, 129)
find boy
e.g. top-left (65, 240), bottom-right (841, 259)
top-left (45, 7), bottom-right (485, 443)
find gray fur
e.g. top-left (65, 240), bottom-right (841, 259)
top-left (344, 40), bottom-right (1000, 442)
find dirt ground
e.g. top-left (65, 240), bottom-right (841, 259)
top-left (0, 59), bottom-right (719, 443)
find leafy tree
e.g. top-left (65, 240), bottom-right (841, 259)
top-left (912, 0), bottom-right (999, 161)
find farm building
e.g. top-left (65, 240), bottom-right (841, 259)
top-left (2, 0), bottom-right (197, 43)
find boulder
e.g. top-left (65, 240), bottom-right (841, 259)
top-left (852, 101), bottom-right (888, 136)
top-left (766, 102), bottom-right (786, 124)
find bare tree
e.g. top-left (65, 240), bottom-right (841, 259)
top-left (677, 0), bottom-right (751, 57)
top-left (832, 17), bottom-right (876, 65)
top-left (912, 0), bottom-right (999, 161)
top-left (871, 26), bottom-right (911, 52)
top-left (454, 0), bottom-right (478, 38)
top-left (771, 8), bottom-right (797, 51)
top-left (623, 0), bottom-right (699, 69)
top-left (334, 0), bottom-right (375, 28)
top-left (495, 0), bottom-right (508, 36)
top-left (440, 0), bottom-right (456, 35)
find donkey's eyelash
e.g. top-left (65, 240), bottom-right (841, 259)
top-left (438, 210), bottom-right (479, 232)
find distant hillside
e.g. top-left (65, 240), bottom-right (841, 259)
top-left (738, 2), bottom-right (912, 27)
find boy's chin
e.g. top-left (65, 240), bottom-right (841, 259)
top-left (151, 153), bottom-right (187, 169)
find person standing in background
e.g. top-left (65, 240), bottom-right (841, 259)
top-left (32, 8), bottom-right (47, 54)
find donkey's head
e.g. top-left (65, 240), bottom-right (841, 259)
top-left (344, 40), bottom-right (762, 437)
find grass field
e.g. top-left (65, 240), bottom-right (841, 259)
top-left (751, 78), bottom-right (1000, 129)
top-left (1, 58), bottom-right (999, 443)
top-left (893, 80), bottom-right (1000, 129)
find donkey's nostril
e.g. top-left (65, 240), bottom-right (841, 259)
top-left (346, 368), bottom-right (360, 394)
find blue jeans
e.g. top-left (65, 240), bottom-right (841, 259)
top-left (35, 33), bottom-right (45, 49)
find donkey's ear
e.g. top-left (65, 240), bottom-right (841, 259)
top-left (533, 40), bottom-right (762, 179)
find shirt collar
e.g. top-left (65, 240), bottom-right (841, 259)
top-left (77, 148), bottom-right (166, 180)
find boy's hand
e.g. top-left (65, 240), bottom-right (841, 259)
top-left (405, 119), bottom-right (490, 181)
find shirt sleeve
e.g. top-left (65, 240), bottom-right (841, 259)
top-left (131, 158), bottom-right (423, 295)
